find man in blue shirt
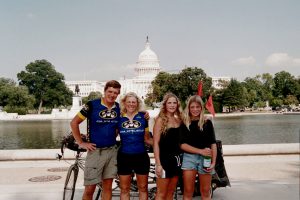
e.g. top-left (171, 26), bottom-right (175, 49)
top-left (71, 80), bottom-right (121, 200)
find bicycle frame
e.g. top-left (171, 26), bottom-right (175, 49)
top-left (57, 150), bottom-right (102, 200)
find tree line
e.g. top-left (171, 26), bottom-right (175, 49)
top-left (144, 67), bottom-right (300, 112)
top-left (0, 60), bottom-right (299, 114)
top-left (0, 60), bottom-right (103, 114)
top-left (0, 60), bottom-right (72, 114)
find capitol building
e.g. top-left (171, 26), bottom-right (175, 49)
top-left (66, 37), bottom-right (161, 99)
top-left (119, 37), bottom-right (161, 99)
top-left (66, 38), bottom-right (230, 100)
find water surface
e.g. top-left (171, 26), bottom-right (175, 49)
top-left (0, 114), bottom-right (299, 149)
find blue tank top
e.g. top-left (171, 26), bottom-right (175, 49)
top-left (118, 112), bottom-right (148, 154)
top-left (77, 98), bottom-right (120, 148)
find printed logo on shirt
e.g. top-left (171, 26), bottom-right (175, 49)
top-left (82, 104), bottom-right (89, 112)
top-left (136, 115), bottom-right (142, 119)
top-left (122, 120), bottom-right (141, 129)
top-left (99, 109), bottom-right (117, 119)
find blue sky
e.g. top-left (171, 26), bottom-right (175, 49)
top-left (1, 0), bottom-right (299, 82)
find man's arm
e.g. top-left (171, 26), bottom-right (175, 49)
top-left (70, 115), bottom-right (96, 151)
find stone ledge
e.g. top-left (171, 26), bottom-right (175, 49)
top-left (223, 143), bottom-right (300, 156)
top-left (0, 143), bottom-right (299, 161)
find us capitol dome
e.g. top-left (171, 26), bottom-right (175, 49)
top-left (119, 37), bottom-right (161, 100)
top-left (65, 37), bottom-right (230, 100)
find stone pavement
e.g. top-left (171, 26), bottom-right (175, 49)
top-left (0, 144), bottom-right (299, 200)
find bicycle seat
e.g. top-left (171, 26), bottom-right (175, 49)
top-left (62, 133), bottom-right (88, 152)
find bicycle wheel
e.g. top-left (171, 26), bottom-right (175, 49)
top-left (63, 164), bottom-right (79, 200)
top-left (148, 187), bottom-right (156, 200)
top-left (210, 185), bottom-right (214, 198)
top-left (94, 184), bottom-right (102, 200)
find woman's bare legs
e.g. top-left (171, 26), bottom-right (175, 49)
top-left (155, 176), bottom-right (178, 200)
top-left (136, 174), bottom-right (149, 200)
top-left (199, 174), bottom-right (212, 200)
top-left (182, 170), bottom-right (197, 200)
top-left (119, 175), bottom-right (131, 200)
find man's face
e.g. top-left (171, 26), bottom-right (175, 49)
top-left (104, 87), bottom-right (120, 104)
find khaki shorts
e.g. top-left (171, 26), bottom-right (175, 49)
top-left (84, 145), bottom-right (118, 186)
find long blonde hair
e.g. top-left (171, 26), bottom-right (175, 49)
top-left (156, 92), bottom-right (182, 134)
top-left (120, 92), bottom-right (143, 115)
top-left (183, 95), bottom-right (205, 130)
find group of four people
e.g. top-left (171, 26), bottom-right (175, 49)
top-left (71, 80), bottom-right (217, 200)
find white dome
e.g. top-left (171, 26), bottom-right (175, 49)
top-left (138, 42), bottom-right (159, 62)
top-left (135, 37), bottom-right (161, 79)
top-left (119, 37), bottom-right (161, 100)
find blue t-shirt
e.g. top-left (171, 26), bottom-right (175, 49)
top-left (77, 98), bottom-right (120, 148)
top-left (118, 112), bottom-right (148, 154)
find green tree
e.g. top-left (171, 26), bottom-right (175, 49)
top-left (0, 77), bottom-right (35, 114)
top-left (261, 73), bottom-right (274, 100)
top-left (146, 71), bottom-right (174, 105)
top-left (175, 67), bottom-right (211, 105)
top-left (212, 88), bottom-right (224, 113)
top-left (253, 101), bottom-right (266, 109)
top-left (283, 95), bottom-right (299, 106)
top-left (0, 78), bottom-right (15, 107)
top-left (296, 77), bottom-right (300, 101)
top-left (0, 77), bottom-right (15, 86)
top-left (270, 98), bottom-right (283, 108)
top-left (246, 89), bottom-right (257, 107)
top-left (242, 76), bottom-right (263, 106)
top-left (17, 60), bottom-right (73, 114)
top-left (82, 91), bottom-right (102, 104)
top-left (273, 71), bottom-right (298, 99)
top-left (145, 67), bottom-right (211, 108)
top-left (242, 74), bottom-right (274, 108)
top-left (222, 79), bottom-right (247, 112)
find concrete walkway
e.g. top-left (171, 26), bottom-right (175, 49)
top-left (0, 143), bottom-right (299, 200)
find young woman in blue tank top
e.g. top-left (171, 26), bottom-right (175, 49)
top-left (117, 92), bottom-right (153, 200)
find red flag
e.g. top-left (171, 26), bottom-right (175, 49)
top-left (197, 81), bottom-right (203, 97)
top-left (205, 95), bottom-right (215, 117)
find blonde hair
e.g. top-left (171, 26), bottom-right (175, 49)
top-left (120, 92), bottom-right (143, 115)
top-left (183, 95), bottom-right (205, 130)
top-left (156, 92), bottom-right (182, 134)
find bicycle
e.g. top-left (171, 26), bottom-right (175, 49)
top-left (57, 133), bottom-right (102, 200)
top-left (58, 133), bottom-right (157, 200)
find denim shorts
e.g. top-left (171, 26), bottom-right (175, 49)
top-left (181, 153), bottom-right (215, 175)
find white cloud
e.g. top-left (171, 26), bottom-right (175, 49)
top-left (231, 56), bottom-right (256, 66)
top-left (265, 53), bottom-right (300, 67)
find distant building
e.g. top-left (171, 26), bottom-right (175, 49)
top-left (212, 77), bottom-right (231, 89)
top-left (65, 80), bottom-right (104, 97)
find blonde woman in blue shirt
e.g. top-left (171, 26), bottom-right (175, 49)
top-left (117, 92), bottom-right (153, 200)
